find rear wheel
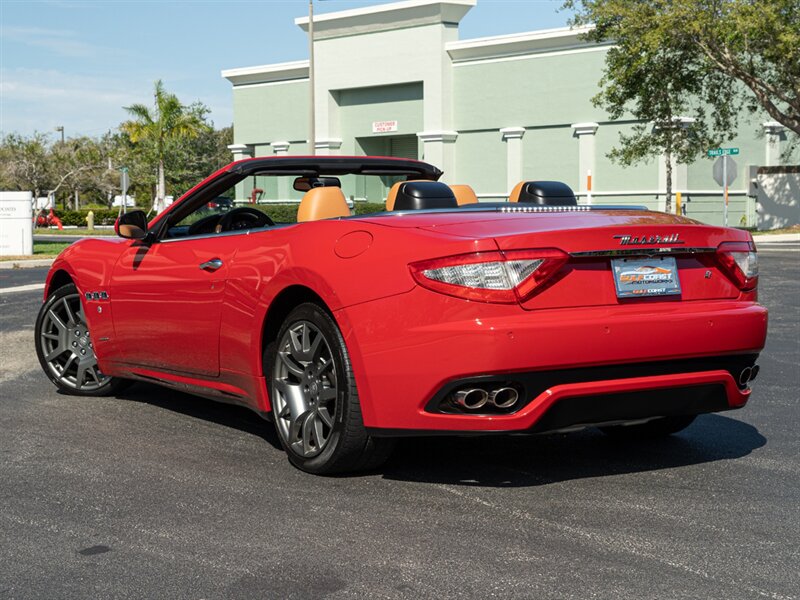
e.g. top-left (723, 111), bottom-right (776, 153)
top-left (266, 303), bottom-right (394, 474)
top-left (599, 415), bottom-right (696, 439)
top-left (35, 283), bottom-right (128, 396)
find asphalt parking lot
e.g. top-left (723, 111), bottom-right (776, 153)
top-left (1, 249), bottom-right (798, 600)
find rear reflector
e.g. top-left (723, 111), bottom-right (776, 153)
top-left (717, 241), bottom-right (758, 291)
top-left (410, 249), bottom-right (568, 303)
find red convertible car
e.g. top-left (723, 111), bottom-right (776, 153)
top-left (35, 156), bottom-right (767, 473)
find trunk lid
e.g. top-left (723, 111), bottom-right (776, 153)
top-left (366, 209), bottom-right (752, 309)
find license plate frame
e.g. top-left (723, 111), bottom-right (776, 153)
top-left (611, 256), bottom-right (681, 298)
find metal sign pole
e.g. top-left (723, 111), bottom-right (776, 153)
top-left (723, 158), bottom-right (728, 227)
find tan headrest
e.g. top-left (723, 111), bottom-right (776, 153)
top-left (450, 184), bottom-right (478, 206)
top-left (297, 187), bottom-right (350, 223)
top-left (385, 179), bottom-right (428, 211)
top-left (508, 181), bottom-right (525, 203)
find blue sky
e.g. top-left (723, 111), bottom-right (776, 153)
top-left (0, 0), bottom-right (572, 139)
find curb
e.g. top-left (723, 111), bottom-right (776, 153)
top-left (0, 258), bottom-right (55, 270)
top-left (752, 233), bottom-right (800, 243)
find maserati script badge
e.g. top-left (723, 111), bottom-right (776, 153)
top-left (613, 233), bottom-right (684, 245)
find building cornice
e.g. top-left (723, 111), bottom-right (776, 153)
top-left (446, 25), bottom-right (604, 63)
top-left (221, 60), bottom-right (310, 86)
top-left (295, 0), bottom-right (475, 40)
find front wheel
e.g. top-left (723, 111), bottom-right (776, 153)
top-left (35, 283), bottom-right (128, 396)
top-left (599, 415), bottom-right (696, 439)
top-left (266, 303), bottom-right (394, 474)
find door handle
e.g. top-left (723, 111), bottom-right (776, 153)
top-left (199, 258), bottom-right (223, 271)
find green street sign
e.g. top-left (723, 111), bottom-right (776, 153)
top-left (707, 147), bottom-right (740, 157)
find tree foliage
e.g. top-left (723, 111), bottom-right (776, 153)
top-left (566, 0), bottom-right (800, 211)
top-left (1, 81), bottom-right (230, 211)
top-left (121, 80), bottom-right (211, 213)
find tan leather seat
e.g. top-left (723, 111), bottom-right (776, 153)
top-left (385, 180), bottom-right (426, 211)
top-left (297, 187), bottom-right (350, 222)
top-left (450, 184), bottom-right (478, 206)
top-left (508, 181), bottom-right (525, 203)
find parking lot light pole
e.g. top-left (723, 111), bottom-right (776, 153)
top-left (309, 0), bottom-right (315, 155)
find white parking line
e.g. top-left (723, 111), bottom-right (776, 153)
top-left (0, 283), bottom-right (45, 295)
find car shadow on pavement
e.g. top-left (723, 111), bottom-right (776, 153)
top-left (116, 382), bottom-right (283, 451)
top-left (380, 414), bottom-right (766, 487)
top-left (112, 383), bottom-right (765, 486)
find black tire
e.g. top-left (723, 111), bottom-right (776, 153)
top-left (265, 302), bottom-right (394, 474)
top-left (599, 415), bottom-right (697, 439)
top-left (35, 283), bottom-right (129, 396)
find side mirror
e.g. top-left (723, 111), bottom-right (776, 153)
top-left (115, 210), bottom-right (148, 240)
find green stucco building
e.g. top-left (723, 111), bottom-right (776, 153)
top-left (222, 0), bottom-right (796, 227)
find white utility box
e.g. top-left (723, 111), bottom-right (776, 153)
top-left (0, 191), bottom-right (34, 256)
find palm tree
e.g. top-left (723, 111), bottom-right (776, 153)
top-left (122, 80), bottom-right (209, 213)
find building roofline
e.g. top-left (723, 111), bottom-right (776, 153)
top-left (221, 60), bottom-right (309, 86)
top-left (295, 0), bottom-right (475, 39)
top-left (221, 24), bottom-right (605, 87)
top-left (446, 25), bottom-right (604, 63)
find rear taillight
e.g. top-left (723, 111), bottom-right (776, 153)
top-left (717, 241), bottom-right (758, 291)
top-left (409, 249), bottom-right (568, 303)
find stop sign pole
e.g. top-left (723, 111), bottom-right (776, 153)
top-left (708, 148), bottom-right (739, 227)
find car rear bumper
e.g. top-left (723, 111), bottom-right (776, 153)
top-left (337, 287), bottom-right (768, 433)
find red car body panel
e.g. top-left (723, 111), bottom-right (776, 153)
top-left (43, 157), bottom-right (768, 435)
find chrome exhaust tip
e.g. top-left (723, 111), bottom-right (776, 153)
top-left (738, 367), bottom-right (752, 387)
top-left (489, 387), bottom-right (519, 409)
top-left (749, 365), bottom-right (760, 382)
top-left (454, 388), bottom-right (489, 410)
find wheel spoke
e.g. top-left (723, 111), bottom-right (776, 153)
top-left (308, 334), bottom-right (323, 361)
top-left (75, 363), bottom-right (89, 389)
top-left (301, 323), bottom-right (311, 354)
top-left (44, 345), bottom-right (69, 362)
top-left (317, 406), bottom-right (333, 428)
top-left (60, 353), bottom-right (76, 375)
top-left (47, 309), bottom-right (67, 333)
top-left (317, 357), bottom-right (333, 375)
top-left (312, 415), bottom-right (325, 446)
top-left (289, 326), bottom-right (304, 356)
top-left (62, 297), bottom-right (77, 324)
top-left (279, 351), bottom-right (305, 378)
top-left (301, 412), bottom-right (316, 455)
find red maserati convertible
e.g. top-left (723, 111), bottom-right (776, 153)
top-left (35, 156), bottom-right (767, 473)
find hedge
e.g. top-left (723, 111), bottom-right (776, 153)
top-left (252, 202), bottom-right (386, 224)
top-left (53, 209), bottom-right (122, 227)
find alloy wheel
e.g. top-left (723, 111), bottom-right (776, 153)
top-left (272, 320), bottom-right (338, 458)
top-left (38, 292), bottom-right (110, 392)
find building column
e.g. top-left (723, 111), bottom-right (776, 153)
top-left (417, 131), bottom-right (458, 181)
top-left (271, 142), bottom-right (291, 200)
top-left (228, 144), bottom-right (254, 202)
top-left (271, 141), bottom-right (290, 155)
top-left (315, 139), bottom-right (342, 156)
top-left (500, 127), bottom-right (525, 195)
top-left (571, 123), bottom-right (598, 198)
top-left (227, 143), bottom-right (254, 161)
top-left (763, 122), bottom-right (785, 166)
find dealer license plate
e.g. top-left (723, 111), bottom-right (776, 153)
top-left (611, 256), bottom-right (681, 298)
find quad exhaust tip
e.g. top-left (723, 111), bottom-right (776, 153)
top-left (453, 385), bottom-right (520, 411)
top-left (454, 388), bottom-right (489, 410)
top-left (738, 365), bottom-right (760, 387)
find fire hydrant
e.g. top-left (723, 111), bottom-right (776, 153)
top-left (86, 210), bottom-right (94, 231)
